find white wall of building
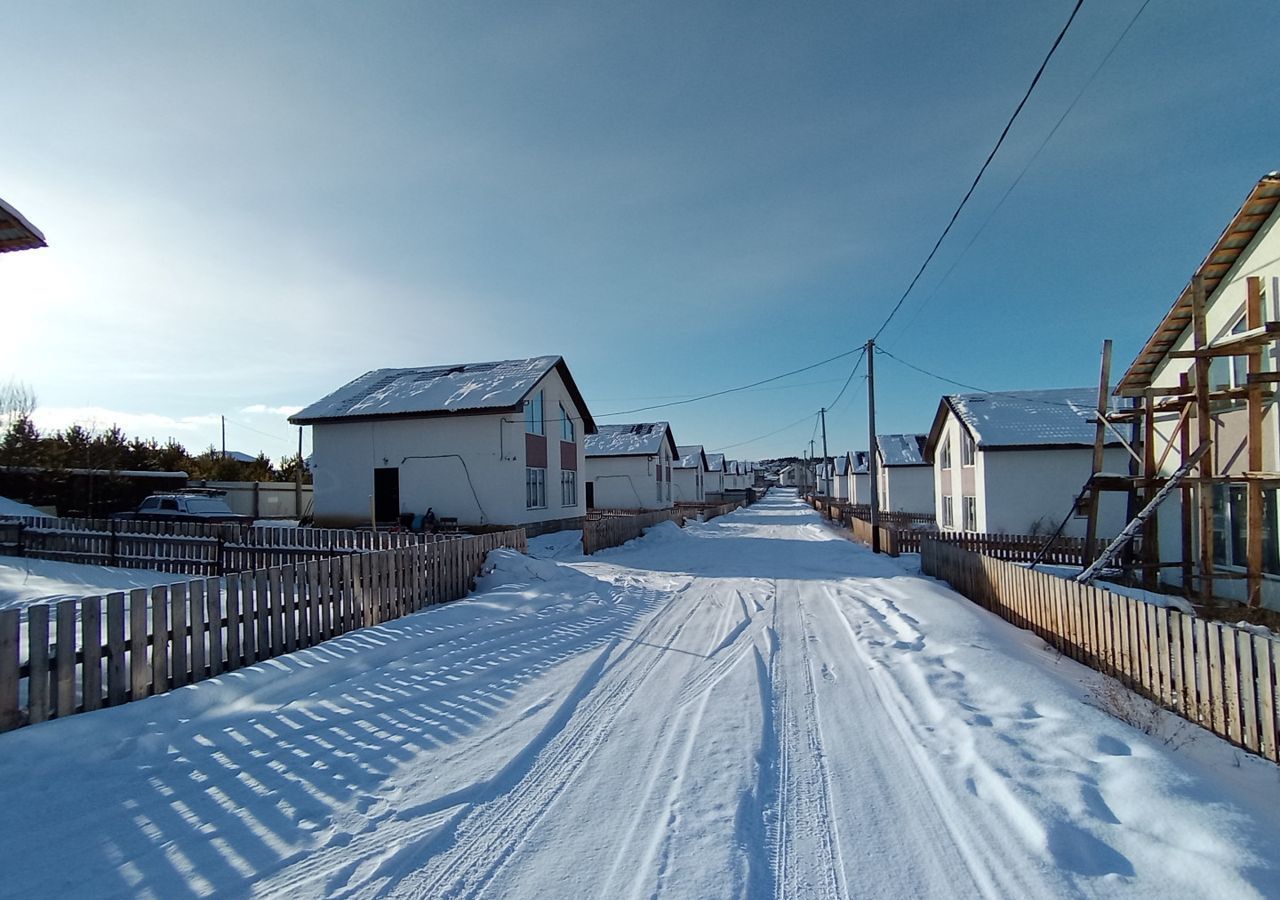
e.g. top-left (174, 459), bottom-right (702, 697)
top-left (585, 448), bottom-right (674, 510)
top-left (879, 466), bottom-right (933, 513)
top-left (308, 367), bottom-right (587, 527)
top-left (672, 465), bottom-right (704, 502)
top-left (980, 447), bottom-right (1129, 538)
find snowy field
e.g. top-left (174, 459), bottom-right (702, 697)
top-left (2, 491), bottom-right (1280, 898)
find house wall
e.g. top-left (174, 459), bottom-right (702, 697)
top-left (979, 447), bottom-right (1129, 538)
top-left (831, 468), bottom-right (850, 501)
top-left (881, 465), bottom-right (933, 513)
top-left (850, 472), bottom-right (869, 504)
top-left (672, 466), bottom-right (704, 503)
top-left (585, 451), bottom-right (674, 510)
top-left (308, 367), bottom-right (587, 527)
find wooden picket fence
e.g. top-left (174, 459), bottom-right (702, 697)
top-left (922, 539), bottom-right (1280, 763)
top-left (0, 528), bottom-right (527, 733)
top-left (1, 515), bottom-right (465, 577)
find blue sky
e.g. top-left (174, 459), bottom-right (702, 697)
top-left (2, 0), bottom-right (1278, 461)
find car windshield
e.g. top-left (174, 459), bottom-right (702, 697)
top-left (184, 498), bottom-right (235, 515)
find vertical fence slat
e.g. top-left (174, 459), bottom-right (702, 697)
top-left (206, 579), bottom-right (224, 678)
top-left (1253, 634), bottom-right (1278, 762)
top-left (28, 605), bottom-right (50, 724)
top-left (189, 581), bottom-right (206, 683)
top-left (0, 609), bottom-right (19, 731)
top-left (282, 566), bottom-right (298, 653)
top-left (1206, 621), bottom-right (1226, 734)
top-left (170, 584), bottom-right (189, 689)
top-left (106, 592), bottom-right (126, 706)
top-left (1237, 629), bottom-right (1259, 754)
top-left (55, 599), bottom-right (77, 717)
top-left (151, 585), bottom-right (170, 694)
top-left (130, 587), bottom-right (149, 700)
top-left (82, 596), bottom-right (102, 712)
top-left (1222, 623), bottom-right (1243, 746)
top-left (226, 576), bottom-right (242, 671)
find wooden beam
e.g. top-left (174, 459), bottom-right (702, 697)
top-left (1085, 341), bottom-right (1113, 563)
top-left (1180, 372), bottom-right (1194, 590)
top-left (1142, 390), bottom-right (1160, 590)
top-left (1193, 275), bottom-right (1214, 602)
top-left (1247, 277), bottom-right (1265, 607)
top-left (1167, 322), bottom-right (1280, 358)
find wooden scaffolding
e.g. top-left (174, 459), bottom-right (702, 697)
top-left (1085, 274), bottom-right (1277, 607)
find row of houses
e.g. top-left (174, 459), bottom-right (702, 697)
top-left (800, 171), bottom-right (1280, 609)
top-left (289, 357), bottom-right (756, 534)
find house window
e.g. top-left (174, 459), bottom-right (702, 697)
top-left (561, 470), bottom-right (577, 507)
top-left (526, 467), bottom-right (546, 509)
top-left (962, 495), bottom-right (977, 531)
top-left (1211, 484), bottom-right (1280, 573)
top-left (941, 496), bottom-right (954, 528)
top-left (961, 431), bottom-right (975, 467)
top-left (940, 437), bottom-right (952, 470)
top-left (1209, 317), bottom-right (1250, 406)
top-left (657, 468), bottom-right (663, 502)
top-left (560, 404), bottom-right (574, 442)
top-left (526, 391), bottom-right (544, 436)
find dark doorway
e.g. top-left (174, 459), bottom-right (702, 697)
top-left (585, 481), bottom-right (595, 509)
top-left (373, 467), bottom-right (400, 522)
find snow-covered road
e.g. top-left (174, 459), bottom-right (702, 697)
top-left (3, 490), bottom-right (1280, 898)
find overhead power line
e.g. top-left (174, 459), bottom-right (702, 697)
top-left (713, 410), bottom-right (819, 452)
top-left (872, 0), bottom-right (1086, 344)
top-left (875, 346), bottom-right (1101, 411)
top-left (888, 0), bottom-right (1152, 345)
top-left (596, 346), bottom-right (862, 418)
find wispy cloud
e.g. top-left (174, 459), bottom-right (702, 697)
top-left (33, 406), bottom-right (220, 436)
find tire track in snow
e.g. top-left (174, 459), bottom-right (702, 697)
top-left (771, 582), bottom-right (849, 900)
top-left (371, 580), bottom-right (715, 899)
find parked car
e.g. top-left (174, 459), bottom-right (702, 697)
top-left (114, 492), bottom-right (254, 525)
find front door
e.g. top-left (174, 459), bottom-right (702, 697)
top-left (585, 481), bottom-right (595, 510)
top-left (373, 467), bottom-right (400, 523)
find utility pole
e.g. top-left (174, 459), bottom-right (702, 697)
top-left (867, 339), bottom-right (881, 552)
top-left (808, 438), bottom-right (816, 493)
top-left (221, 415), bottom-right (226, 460)
top-left (820, 407), bottom-right (829, 495)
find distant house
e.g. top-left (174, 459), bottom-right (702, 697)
top-left (583, 422), bottom-right (679, 510)
top-left (705, 453), bottom-right (726, 497)
top-left (673, 445), bottom-right (708, 503)
top-left (829, 453), bottom-right (852, 501)
top-left (846, 451), bottom-right (870, 504)
top-left (1116, 171), bottom-right (1280, 606)
top-left (875, 434), bottom-right (934, 513)
top-left (0, 197), bottom-right (46, 254)
top-left (291, 356), bottom-right (595, 530)
top-left (924, 389), bottom-right (1128, 537)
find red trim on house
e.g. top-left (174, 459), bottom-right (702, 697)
top-left (526, 433), bottom-right (547, 468)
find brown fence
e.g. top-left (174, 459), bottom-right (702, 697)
top-left (0, 528), bottom-right (526, 733)
top-left (1, 516), bottom-right (468, 577)
top-left (922, 538), bottom-right (1280, 763)
top-left (583, 500), bottom-right (747, 555)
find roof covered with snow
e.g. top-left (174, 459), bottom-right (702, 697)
top-left (705, 453), bottom-right (725, 473)
top-left (584, 422), bottom-right (675, 457)
top-left (0, 495), bottom-right (50, 518)
top-left (291, 356), bottom-right (596, 431)
top-left (877, 434), bottom-right (929, 467)
top-left (674, 445), bottom-right (706, 469)
top-left (833, 455), bottom-right (850, 476)
top-left (0, 196), bottom-right (46, 253)
top-left (930, 388), bottom-right (1120, 453)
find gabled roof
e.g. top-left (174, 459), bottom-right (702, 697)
top-left (851, 451), bottom-right (869, 475)
top-left (0, 197), bottom-right (46, 253)
top-left (674, 444), bottom-right (707, 470)
top-left (924, 388), bottom-right (1121, 459)
top-left (1118, 172), bottom-right (1280, 394)
top-left (585, 422), bottom-right (676, 458)
top-left (877, 433), bottom-right (929, 467)
top-left (833, 454), bottom-right (851, 477)
top-left (705, 453), bottom-right (725, 473)
top-left (291, 356), bottom-right (596, 432)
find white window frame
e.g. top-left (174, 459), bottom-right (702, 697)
top-left (526, 391), bottom-right (544, 436)
top-left (560, 403), bottom-right (574, 442)
top-left (940, 436), bottom-right (952, 470)
top-left (962, 495), bottom-right (977, 531)
top-left (941, 496), bottom-right (954, 529)
top-left (526, 467), bottom-right (546, 509)
top-left (561, 470), bottom-right (577, 507)
top-left (960, 431), bottom-right (975, 467)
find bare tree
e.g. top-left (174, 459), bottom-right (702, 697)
top-left (0, 379), bottom-right (36, 429)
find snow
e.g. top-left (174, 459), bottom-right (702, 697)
top-left (877, 432), bottom-right (928, 466)
top-left (2, 490), bottom-right (1280, 897)
top-left (947, 388), bottom-right (1126, 448)
top-left (584, 422), bottom-right (671, 457)
top-left (0, 495), bottom-right (50, 518)
top-left (674, 444), bottom-right (705, 469)
top-left (526, 529), bottom-right (585, 560)
top-left (705, 452), bottom-right (725, 473)
top-left (291, 356), bottom-right (561, 422)
top-left (0, 556), bottom-right (187, 612)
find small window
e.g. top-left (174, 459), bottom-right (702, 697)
top-left (560, 404), bottom-right (574, 442)
top-left (526, 391), bottom-right (544, 436)
top-left (940, 437), bottom-right (952, 470)
top-left (961, 431), bottom-right (975, 467)
top-left (561, 470), bottom-right (577, 507)
top-left (526, 467), bottom-right (546, 509)
top-left (962, 496), bottom-right (977, 531)
top-left (941, 496), bottom-right (953, 528)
